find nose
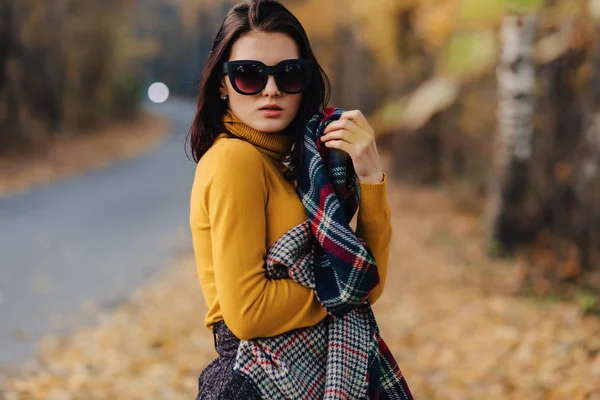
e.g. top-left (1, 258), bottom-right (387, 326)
top-left (262, 75), bottom-right (281, 97)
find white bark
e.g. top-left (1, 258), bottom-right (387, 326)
top-left (496, 13), bottom-right (537, 165)
top-left (485, 13), bottom-right (538, 252)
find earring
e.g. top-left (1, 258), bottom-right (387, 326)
top-left (220, 94), bottom-right (228, 101)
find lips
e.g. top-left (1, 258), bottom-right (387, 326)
top-left (260, 104), bottom-right (283, 111)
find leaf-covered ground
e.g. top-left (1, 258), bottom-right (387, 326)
top-left (2, 180), bottom-right (599, 399)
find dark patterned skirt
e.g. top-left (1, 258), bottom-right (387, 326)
top-left (196, 320), bottom-right (262, 400)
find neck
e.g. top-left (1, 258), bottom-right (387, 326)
top-left (222, 110), bottom-right (294, 162)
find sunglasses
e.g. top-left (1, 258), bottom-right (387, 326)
top-left (222, 59), bottom-right (313, 95)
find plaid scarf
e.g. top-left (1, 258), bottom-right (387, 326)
top-left (234, 108), bottom-right (413, 400)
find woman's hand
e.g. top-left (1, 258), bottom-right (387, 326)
top-left (320, 110), bottom-right (384, 184)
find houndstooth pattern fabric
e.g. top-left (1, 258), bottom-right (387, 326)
top-left (234, 108), bottom-right (413, 400)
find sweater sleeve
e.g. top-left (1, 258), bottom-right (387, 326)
top-left (202, 141), bottom-right (327, 340)
top-left (355, 173), bottom-right (393, 304)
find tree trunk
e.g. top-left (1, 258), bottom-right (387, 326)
top-left (571, 24), bottom-right (600, 275)
top-left (0, 0), bottom-right (11, 94)
top-left (484, 13), bottom-right (538, 255)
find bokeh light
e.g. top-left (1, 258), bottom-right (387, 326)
top-left (148, 82), bottom-right (170, 103)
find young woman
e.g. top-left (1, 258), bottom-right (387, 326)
top-left (188, 0), bottom-right (393, 398)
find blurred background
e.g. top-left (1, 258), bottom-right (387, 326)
top-left (1, 0), bottom-right (600, 398)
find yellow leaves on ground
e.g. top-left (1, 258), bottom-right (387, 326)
top-left (3, 155), bottom-right (600, 399)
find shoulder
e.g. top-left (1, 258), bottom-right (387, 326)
top-left (190, 137), bottom-right (268, 220)
top-left (195, 137), bottom-right (267, 188)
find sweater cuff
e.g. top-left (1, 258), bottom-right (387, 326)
top-left (358, 173), bottom-right (390, 219)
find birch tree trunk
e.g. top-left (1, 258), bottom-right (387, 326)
top-left (485, 13), bottom-right (538, 255)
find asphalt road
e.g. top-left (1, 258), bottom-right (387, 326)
top-left (0, 98), bottom-right (197, 369)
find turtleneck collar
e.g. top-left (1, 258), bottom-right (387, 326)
top-left (221, 110), bottom-right (295, 162)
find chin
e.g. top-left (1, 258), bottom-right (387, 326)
top-left (254, 118), bottom-right (291, 133)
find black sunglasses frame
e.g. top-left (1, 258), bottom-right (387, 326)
top-left (222, 59), bottom-right (314, 95)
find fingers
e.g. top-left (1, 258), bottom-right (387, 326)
top-left (322, 118), bottom-right (360, 137)
top-left (340, 110), bottom-right (372, 133)
top-left (321, 138), bottom-right (354, 155)
top-left (320, 109), bottom-right (376, 159)
top-left (320, 128), bottom-right (355, 144)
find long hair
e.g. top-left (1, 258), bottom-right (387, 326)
top-left (186, 0), bottom-right (330, 180)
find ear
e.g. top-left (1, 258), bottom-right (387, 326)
top-left (219, 77), bottom-right (229, 97)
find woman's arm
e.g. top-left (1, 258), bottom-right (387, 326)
top-left (319, 109), bottom-right (393, 304)
top-left (355, 173), bottom-right (392, 304)
top-left (197, 140), bottom-right (327, 340)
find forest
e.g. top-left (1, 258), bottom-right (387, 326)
top-left (1, 0), bottom-right (599, 303)
top-left (2, 1), bottom-right (600, 398)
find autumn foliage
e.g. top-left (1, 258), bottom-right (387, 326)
top-left (0, 0), bottom-right (150, 153)
top-left (2, 0), bottom-right (600, 298)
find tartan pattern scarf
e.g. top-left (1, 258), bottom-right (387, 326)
top-left (233, 108), bottom-right (413, 400)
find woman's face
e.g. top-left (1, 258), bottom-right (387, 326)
top-left (221, 31), bottom-right (303, 133)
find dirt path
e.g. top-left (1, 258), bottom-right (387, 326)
top-left (2, 179), bottom-right (599, 400)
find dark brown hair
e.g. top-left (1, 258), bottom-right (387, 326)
top-left (186, 0), bottom-right (330, 180)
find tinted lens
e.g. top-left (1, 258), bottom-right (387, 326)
top-left (233, 63), bottom-right (266, 94)
top-left (277, 62), bottom-right (309, 93)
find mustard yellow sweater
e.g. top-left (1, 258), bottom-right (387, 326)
top-left (189, 111), bottom-right (392, 340)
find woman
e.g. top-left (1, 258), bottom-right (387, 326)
top-left (188, 0), bottom-right (393, 398)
